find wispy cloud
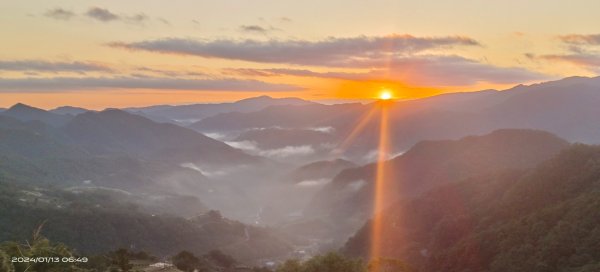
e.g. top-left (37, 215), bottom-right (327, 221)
top-left (85, 7), bottom-right (120, 22)
top-left (134, 67), bottom-right (205, 77)
top-left (108, 34), bottom-right (480, 66)
top-left (44, 8), bottom-right (76, 20)
top-left (225, 55), bottom-right (548, 86)
top-left (559, 34), bottom-right (600, 45)
top-left (239, 24), bottom-right (281, 35)
top-left (0, 60), bottom-right (111, 73)
top-left (535, 54), bottom-right (600, 72)
top-left (42, 7), bottom-right (156, 25)
top-left (258, 145), bottom-right (315, 158)
top-left (531, 34), bottom-right (600, 72)
top-left (85, 7), bottom-right (150, 24)
top-left (239, 25), bottom-right (268, 34)
top-left (0, 76), bottom-right (302, 92)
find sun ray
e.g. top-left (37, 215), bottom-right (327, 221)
top-left (370, 103), bottom-right (391, 263)
top-left (333, 107), bottom-right (378, 155)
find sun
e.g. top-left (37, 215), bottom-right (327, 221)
top-left (379, 90), bottom-right (393, 100)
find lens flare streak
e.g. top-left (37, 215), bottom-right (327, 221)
top-left (370, 105), bottom-right (390, 260)
top-left (335, 107), bottom-right (378, 154)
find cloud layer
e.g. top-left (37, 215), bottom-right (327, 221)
top-left (108, 34), bottom-right (548, 86)
top-left (44, 8), bottom-right (76, 20)
top-left (85, 7), bottom-right (120, 22)
top-left (226, 55), bottom-right (548, 86)
top-left (532, 33), bottom-right (600, 72)
top-left (44, 6), bottom-right (155, 25)
top-left (109, 34), bottom-right (480, 66)
top-left (0, 60), bottom-right (110, 73)
top-left (559, 34), bottom-right (600, 45)
top-left (0, 76), bottom-right (301, 92)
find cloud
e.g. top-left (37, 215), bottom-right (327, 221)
top-left (536, 54), bottom-right (600, 71)
top-left (531, 34), bottom-right (600, 72)
top-left (225, 55), bottom-right (548, 86)
top-left (0, 60), bottom-right (110, 73)
top-left (296, 178), bottom-right (330, 187)
top-left (180, 162), bottom-right (233, 178)
top-left (108, 34), bottom-right (480, 66)
top-left (309, 126), bottom-right (335, 133)
top-left (225, 140), bottom-right (258, 151)
top-left (0, 76), bottom-right (302, 92)
top-left (126, 13), bottom-right (149, 24)
top-left (362, 149), bottom-right (404, 163)
top-left (258, 145), bottom-right (315, 158)
top-left (225, 141), bottom-right (317, 158)
top-left (239, 24), bottom-right (281, 34)
top-left (134, 67), bottom-right (205, 77)
top-left (157, 18), bottom-right (171, 25)
top-left (345, 179), bottom-right (367, 192)
top-left (204, 132), bottom-right (228, 141)
top-left (380, 55), bottom-right (549, 85)
top-left (239, 25), bottom-right (269, 34)
top-left (85, 7), bottom-right (119, 22)
top-left (84, 7), bottom-right (149, 24)
top-left (559, 34), bottom-right (600, 45)
top-left (44, 8), bottom-right (75, 20)
top-left (223, 68), bottom-right (279, 77)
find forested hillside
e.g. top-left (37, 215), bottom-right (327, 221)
top-left (0, 182), bottom-right (292, 264)
top-left (344, 144), bottom-right (600, 272)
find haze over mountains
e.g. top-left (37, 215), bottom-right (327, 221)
top-left (162, 76), bottom-right (600, 164)
top-left (1, 75), bottom-right (600, 269)
top-left (125, 95), bottom-right (315, 125)
top-left (303, 129), bottom-right (569, 242)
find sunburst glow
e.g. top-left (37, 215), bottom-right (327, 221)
top-left (379, 90), bottom-right (393, 100)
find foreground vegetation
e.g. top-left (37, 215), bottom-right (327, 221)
top-left (0, 230), bottom-right (410, 272)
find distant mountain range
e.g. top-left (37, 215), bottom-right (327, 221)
top-left (49, 105), bottom-right (90, 115)
top-left (185, 76), bottom-right (600, 162)
top-left (64, 109), bottom-right (258, 165)
top-left (2, 103), bottom-right (72, 126)
top-left (2, 76), bottom-right (600, 268)
top-left (125, 95), bottom-right (315, 124)
top-left (0, 106), bottom-right (266, 220)
top-left (190, 102), bottom-right (365, 133)
top-left (5, 76), bottom-right (599, 164)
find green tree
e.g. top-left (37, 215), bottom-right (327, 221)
top-left (205, 249), bottom-right (236, 268)
top-left (0, 248), bottom-right (15, 272)
top-left (0, 226), bottom-right (81, 272)
top-left (110, 248), bottom-right (133, 272)
top-left (367, 257), bottom-right (412, 272)
top-left (276, 252), bottom-right (366, 272)
top-left (276, 259), bottom-right (303, 272)
top-left (173, 250), bottom-right (207, 272)
top-left (303, 252), bottom-right (365, 272)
